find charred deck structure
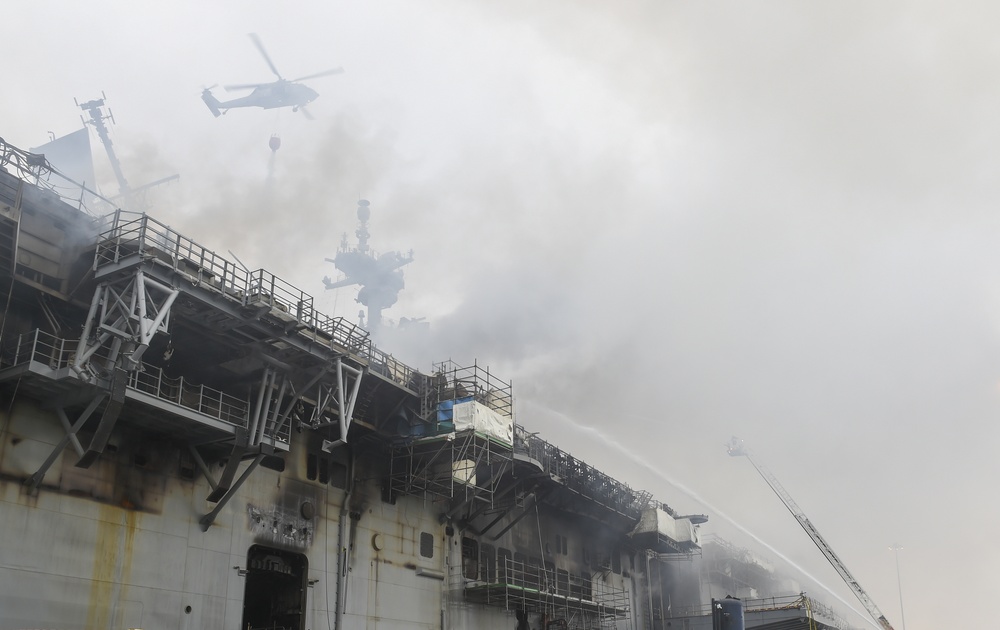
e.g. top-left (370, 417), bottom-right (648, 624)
top-left (0, 136), bottom-right (845, 630)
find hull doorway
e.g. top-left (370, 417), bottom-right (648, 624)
top-left (242, 545), bottom-right (309, 630)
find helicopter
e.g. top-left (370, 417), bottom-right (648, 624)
top-left (202, 33), bottom-right (342, 119)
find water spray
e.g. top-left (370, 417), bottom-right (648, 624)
top-left (521, 400), bottom-right (878, 629)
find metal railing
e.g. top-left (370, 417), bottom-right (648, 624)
top-left (671, 593), bottom-right (858, 630)
top-left (0, 138), bottom-right (423, 395)
top-left (743, 594), bottom-right (858, 630)
top-left (464, 556), bottom-right (630, 625)
top-left (0, 328), bottom-right (77, 371)
top-left (0, 328), bottom-right (291, 441)
top-left (91, 210), bottom-right (418, 390)
top-left (0, 136), bottom-right (111, 217)
top-left (513, 424), bottom-right (651, 520)
top-left (128, 364), bottom-right (252, 432)
top-left (423, 359), bottom-right (514, 419)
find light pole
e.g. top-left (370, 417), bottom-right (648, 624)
top-left (888, 544), bottom-right (906, 630)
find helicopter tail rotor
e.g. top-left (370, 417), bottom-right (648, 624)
top-left (201, 88), bottom-right (223, 117)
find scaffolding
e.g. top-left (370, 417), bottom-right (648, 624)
top-left (390, 361), bottom-right (514, 505)
top-left (419, 359), bottom-right (513, 423)
top-left (464, 556), bottom-right (632, 629)
top-left (389, 429), bottom-right (513, 505)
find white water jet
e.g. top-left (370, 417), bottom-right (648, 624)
top-left (522, 399), bottom-right (878, 629)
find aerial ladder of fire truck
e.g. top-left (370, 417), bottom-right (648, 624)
top-left (727, 437), bottom-right (896, 630)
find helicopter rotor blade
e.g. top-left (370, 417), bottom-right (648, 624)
top-left (289, 67), bottom-right (344, 83)
top-left (224, 83), bottom-right (266, 91)
top-left (249, 32), bottom-right (282, 79)
top-left (299, 105), bottom-right (315, 121)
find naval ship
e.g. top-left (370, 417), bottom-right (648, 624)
top-left (0, 134), bottom-right (854, 630)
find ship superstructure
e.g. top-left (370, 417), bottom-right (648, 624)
top-left (323, 198), bottom-right (413, 335)
top-left (0, 136), bottom-right (712, 630)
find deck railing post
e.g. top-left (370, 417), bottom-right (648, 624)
top-left (30, 329), bottom-right (39, 364)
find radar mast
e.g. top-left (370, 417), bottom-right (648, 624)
top-left (323, 199), bottom-right (413, 335)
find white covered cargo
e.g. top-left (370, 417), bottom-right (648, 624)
top-left (452, 400), bottom-right (514, 446)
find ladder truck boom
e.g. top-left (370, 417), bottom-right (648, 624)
top-left (727, 437), bottom-right (895, 630)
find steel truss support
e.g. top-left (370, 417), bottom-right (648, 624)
top-left (75, 367), bottom-right (127, 467)
top-left (205, 360), bottom-right (317, 503)
top-left (207, 364), bottom-right (279, 502)
top-left (72, 269), bottom-right (179, 379)
top-left (200, 360), bottom-right (336, 525)
top-left (25, 393), bottom-right (108, 490)
top-left (195, 361), bottom-right (285, 528)
top-left (454, 473), bottom-right (546, 531)
top-left (303, 356), bottom-right (363, 452)
top-left (489, 487), bottom-right (554, 541)
top-left (269, 367), bottom-right (326, 440)
top-left (44, 270), bottom-right (179, 470)
top-left (188, 445), bottom-right (219, 494)
top-left (199, 447), bottom-right (270, 531)
top-left (25, 269), bottom-right (177, 482)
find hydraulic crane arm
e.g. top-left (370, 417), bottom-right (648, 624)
top-left (727, 437), bottom-right (895, 630)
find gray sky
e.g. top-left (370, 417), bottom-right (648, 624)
top-left (5, 2), bottom-right (997, 627)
